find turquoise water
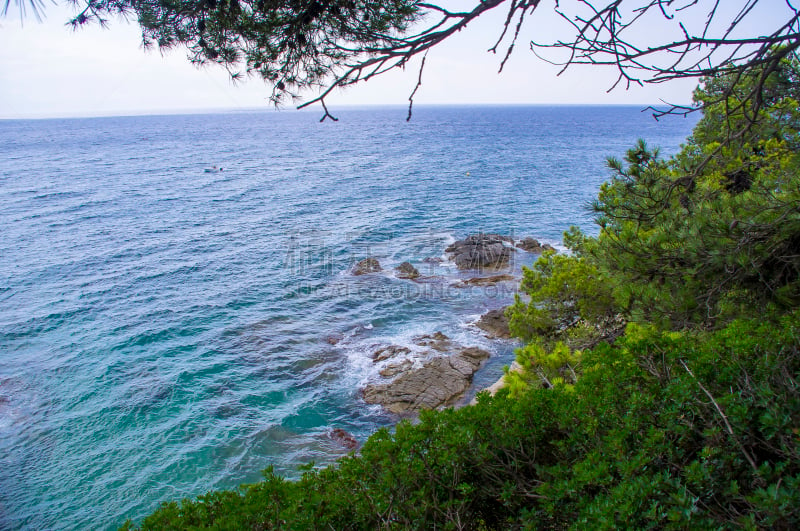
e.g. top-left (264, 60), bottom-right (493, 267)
top-left (0, 106), bottom-right (696, 530)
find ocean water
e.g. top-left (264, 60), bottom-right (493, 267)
top-left (0, 105), bottom-right (696, 530)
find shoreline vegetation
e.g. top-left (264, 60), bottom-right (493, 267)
top-left (125, 61), bottom-right (799, 529)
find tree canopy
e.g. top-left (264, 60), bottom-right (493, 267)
top-left (505, 54), bottom-right (800, 395)
top-left (5, 0), bottom-right (797, 119)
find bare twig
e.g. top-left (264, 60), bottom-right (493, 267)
top-left (407, 52), bottom-right (427, 122)
top-left (679, 358), bottom-right (761, 477)
top-left (319, 99), bottom-right (339, 123)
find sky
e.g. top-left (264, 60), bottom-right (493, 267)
top-left (0, 1), bottom-right (787, 119)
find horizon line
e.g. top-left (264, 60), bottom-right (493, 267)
top-left (0, 101), bottom-right (692, 122)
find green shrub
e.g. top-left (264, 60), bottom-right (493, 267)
top-left (128, 313), bottom-right (800, 530)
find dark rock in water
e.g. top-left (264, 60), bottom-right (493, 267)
top-left (213, 402), bottom-right (243, 419)
top-left (325, 334), bottom-right (343, 345)
top-left (446, 233), bottom-right (515, 270)
top-left (516, 237), bottom-right (555, 254)
top-left (423, 257), bottom-right (443, 264)
top-left (445, 234), bottom-right (513, 251)
top-left (353, 257), bottom-right (382, 275)
top-left (475, 308), bottom-right (512, 339)
top-left (411, 275), bottom-right (447, 284)
top-left (517, 237), bottom-right (542, 252)
top-left (372, 345), bottom-right (411, 363)
top-left (395, 261), bottom-right (420, 279)
top-left (329, 428), bottom-right (359, 450)
top-left (413, 331), bottom-right (451, 352)
top-left (454, 274), bottom-right (516, 288)
top-left (363, 347), bottom-right (490, 414)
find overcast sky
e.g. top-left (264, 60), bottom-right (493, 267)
top-left (0, 1), bottom-right (781, 119)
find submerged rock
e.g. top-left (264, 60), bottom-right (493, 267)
top-left (363, 347), bottom-right (490, 414)
top-left (474, 308), bottom-right (512, 339)
top-left (446, 233), bottom-right (515, 270)
top-left (352, 258), bottom-right (382, 275)
top-left (454, 274), bottom-right (516, 287)
top-left (395, 261), bottom-right (420, 279)
top-left (516, 237), bottom-right (555, 254)
top-left (325, 334), bottom-right (343, 345)
top-left (329, 428), bottom-right (359, 450)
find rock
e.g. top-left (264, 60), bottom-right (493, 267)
top-left (516, 237), bottom-right (542, 252)
top-left (470, 361), bottom-right (523, 405)
top-left (325, 334), bottom-right (343, 345)
top-left (395, 261), bottom-right (420, 279)
top-left (352, 258), bottom-right (382, 275)
top-left (474, 308), bottom-right (512, 339)
top-left (413, 331), bottom-right (451, 352)
top-left (380, 360), bottom-right (413, 378)
top-left (411, 275), bottom-right (447, 284)
top-left (372, 345), bottom-right (411, 363)
top-left (458, 346), bottom-right (492, 364)
top-left (363, 347), bottom-right (490, 414)
top-left (445, 233), bottom-right (515, 270)
top-left (445, 234), bottom-right (514, 252)
top-left (516, 237), bottom-right (555, 254)
top-left (423, 257), bottom-right (443, 264)
top-left (454, 274), bottom-right (516, 288)
top-left (329, 428), bottom-right (359, 450)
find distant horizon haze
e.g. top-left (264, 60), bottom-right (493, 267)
top-left (0, 102), bottom-right (693, 121)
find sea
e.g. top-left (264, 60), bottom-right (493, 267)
top-left (0, 105), bottom-right (696, 530)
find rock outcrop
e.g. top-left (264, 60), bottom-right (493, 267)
top-left (372, 345), bottom-right (411, 362)
top-left (352, 257), bottom-right (382, 275)
top-left (516, 237), bottom-right (555, 254)
top-left (395, 261), bottom-right (420, 279)
top-left (446, 234), bottom-right (515, 270)
top-left (474, 308), bottom-right (512, 339)
top-left (413, 331), bottom-right (451, 351)
top-left (363, 346), bottom-right (490, 414)
top-left (379, 360), bottom-right (413, 378)
top-left (470, 361), bottom-right (523, 405)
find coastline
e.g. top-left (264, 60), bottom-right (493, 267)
top-left (471, 361), bottom-right (523, 404)
top-left (353, 234), bottom-right (533, 416)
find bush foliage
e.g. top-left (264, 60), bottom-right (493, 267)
top-left (127, 56), bottom-right (800, 530)
top-left (127, 314), bottom-right (800, 530)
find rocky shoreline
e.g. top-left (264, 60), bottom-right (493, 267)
top-left (349, 233), bottom-right (550, 417)
top-left (471, 360), bottom-right (523, 405)
top-left (362, 333), bottom-right (490, 414)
